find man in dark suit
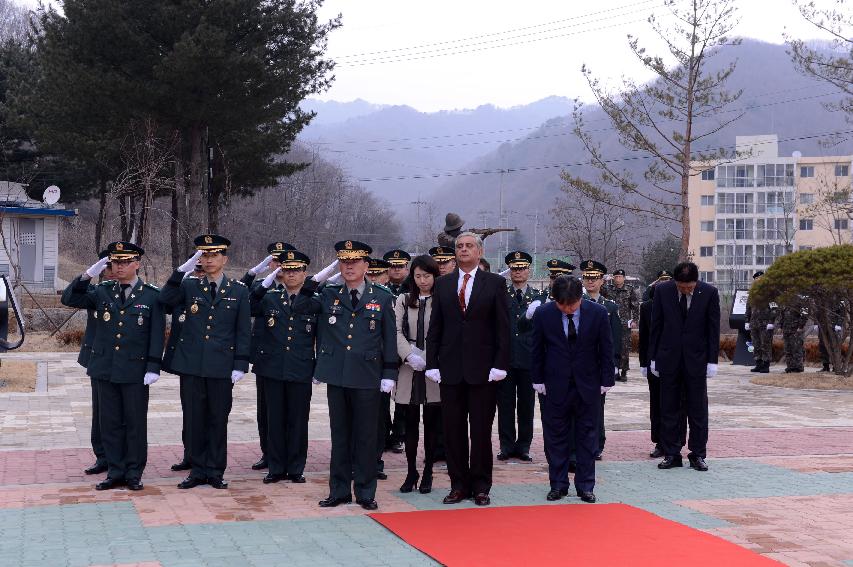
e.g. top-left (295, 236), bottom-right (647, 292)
top-left (426, 231), bottom-right (510, 506)
top-left (649, 262), bottom-right (720, 472)
top-left (531, 275), bottom-right (614, 503)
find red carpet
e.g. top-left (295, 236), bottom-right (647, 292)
top-left (371, 504), bottom-right (782, 566)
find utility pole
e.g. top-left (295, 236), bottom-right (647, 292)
top-left (411, 193), bottom-right (427, 253)
top-left (526, 209), bottom-right (540, 277)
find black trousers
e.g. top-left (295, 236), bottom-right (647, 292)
top-left (647, 370), bottom-right (687, 446)
top-left (178, 375), bottom-right (192, 464)
top-left (403, 403), bottom-right (441, 473)
top-left (89, 377), bottom-right (106, 466)
top-left (328, 385), bottom-right (380, 501)
top-left (256, 375), bottom-right (268, 457)
top-left (263, 378), bottom-right (312, 476)
top-left (187, 376), bottom-right (233, 480)
top-left (391, 402), bottom-right (407, 443)
top-left (97, 380), bottom-right (148, 481)
top-left (567, 393), bottom-right (606, 461)
top-left (440, 381), bottom-right (497, 495)
top-left (660, 363), bottom-right (708, 458)
top-left (540, 385), bottom-right (598, 493)
top-left (496, 368), bottom-right (535, 455)
top-left (377, 391), bottom-right (391, 472)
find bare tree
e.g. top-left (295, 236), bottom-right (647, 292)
top-left (564, 0), bottom-right (743, 260)
top-left (0, 0), bottom-right (29, 44)
top-left (803, 171), bottom-right (853, 244)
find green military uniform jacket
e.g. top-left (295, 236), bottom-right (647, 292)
top-left (584, 293), bottom-right (622, 365)
top-left (779, 296), bottom-right (809, 332)
top-left (604, 283), bottom-right (640, 325)
top-left (506, 284), bottom-right (545, 370)
top-left (62, 282), bottom-right (97, 367)
top-left (311, 279), bottom-right (398, 389)
top-left (63, 276), bottom-right (165, 382)
top-left (159, 270), bottom-right (252, 379)
top-left (745, 298), bottom-right (778, 329)
top-left (162, 303), bottom-right (184, 374)
top-left (250, 283), bottom-right (320, 382)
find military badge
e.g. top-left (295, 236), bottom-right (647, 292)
top-left (369, 320), bottom-right (376, 331)
top-left (138, 315), bottom-right (144, 326)
top-left (190, 303), bottom-right (199, 314)
top-left (102, 311), bottom-right (111, 322)
top-left (267, 317), bottom-right (275, 327)
top-left (328, 316), bottom-right (336, 325)
top-left (178, 313), bottom-right (186, 323)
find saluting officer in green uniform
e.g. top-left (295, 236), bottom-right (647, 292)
top-left (249, 249), bottom-right (319, 484)
top-left (497, 250), bottom-right (544, 462)
top-left (63, 241), bottom-right (165, 491)
top-left (241, 241), bottom-right (297, 472)
top-left (63, 249), bottom-right (112, 477)
top-left (543, 259), bottom-right (576, 300)
top-left (160, 234), bottom-right (251, 490)
top-left (165, 263), bottom-right (205, 472)
top-left (308, 240), bottom-right (398, 511)
top-left (580, 260), bottom-right (622, 461)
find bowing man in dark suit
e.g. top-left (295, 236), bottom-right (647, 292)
top-left (426, 232), bottom-right (510, 507)
top-left (531, 275), bottom-right (614, 503)
top-left (649, 262), bottom-right (720, 472)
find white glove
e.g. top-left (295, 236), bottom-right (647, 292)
top-left (650, 360), bottom-right (659, 377)
top-left (499, 268), bottom-right (510, 277)
top-left (766, 323), bottom-right (775, 330)
top-left (532, 383), bottom-right (546, 395)
top-left (744, 323), bottom-right (751, 331)
top-left (425, 369), bottom-right (441, 384)
top-left (641, 367), bottom-right (648, 377)
top-left (327, 272), bottom-right (343, 284)
top-left (835, 325), bottom-right (842, 332)
top-left (601, 386), bottom-right (612, 394)
top-left (406, 353), bottom-right (427, 371)
top-left (706, 363), bottom-right (718, 378)
top-left (525, 300), bottom-right (542, 320)
top-left (84, 257), bottom-right (110, 279)
top-left (262, 267), bottom-right (282, 288)
top-left (312, 259), bottom-right (339, 283)
top-left (231, 370), bottom-right (245, 384)
top-left (615, 368), bottom-right (620, 376)
top-left (380, 379), bottom-right (395, 393)
top-left (249, 255), bottom-right (274, 276)
top-left (143, 372), bottom-right (159, 386)
top-left (178, 250), bottom-right (204, 273)
top-left (312, 378), bottom-right (320, 385)
top-left (627, 319), bottom-right (634, 329)
top-left (488, 368), bottom-right (507, 382)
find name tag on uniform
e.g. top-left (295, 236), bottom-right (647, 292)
top-left (133, 304), bottom-right (150, 310)
top-left (366, 302), bottom-right (381, 311)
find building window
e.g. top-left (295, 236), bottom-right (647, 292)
top-left (716, 244), bottom-right (753, 266)
top-left (700, 271), bottom-right (715, 282)
top-left (757, 163), bottom-right (795, 187)
top-left (755, 244), bottom-right (785, 266)
top-left (716, 164), bottom-right (755, 188)
top-left (716, 192), bottom-right (753, 214)
top-left (834, 219), bottom-right (849, 230)
top-left (799, 219), bottom-right (813, 231)
top-left (836, 164), bottom-right (850, 177)
top-left (755, 191), bottom-right (793, 214)
top-left (756, 217), bottom-right (793, 240)
top-left (701, 195), bottom-right (714, 206)
top-left (715, 269), bottom-right (750, 288)
top-left (700, 246), bottom-right (713, 257)
top-left (701, 169), bottom-right (715, 181)
top-left (700, 221), bottom-right (714, 232)
top-left (799, 193), bottom-right (814, 205)
top-left (716, 218), bottom-right (753, 240)
top-left (800, 166), bottom-right (815, 178)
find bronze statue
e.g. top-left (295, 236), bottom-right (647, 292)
top-left (436, 212), bottom-right (515, 247)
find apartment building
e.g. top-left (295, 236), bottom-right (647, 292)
top-left (688, 135), bottom-right (852, 293)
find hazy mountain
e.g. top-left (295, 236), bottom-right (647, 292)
top-left (300, 98), bottom-right (388, 125)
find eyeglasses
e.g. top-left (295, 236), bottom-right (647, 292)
top-left (509, 266), bottom-right (528, 272)
top-left (582, 275), bottom-right (602, 281)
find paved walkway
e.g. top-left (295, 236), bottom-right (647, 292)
top-left (0, 353), bottom-right (852, 566)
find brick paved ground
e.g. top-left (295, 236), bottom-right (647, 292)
top-left (1, 352), bottom-right (852, 566)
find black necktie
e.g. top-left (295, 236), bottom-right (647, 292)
top-left (290, 294), bottom-right (296, 305)
top-left (567, 315), bottom-right (577, 341)
top-left (515, 289), bottom-right (524, 305)
top-left (350, 288), bottom-right (359, 309)
top-left (210, 282), bottom-right (217, 301)
top-left (120, 284), bottom-right (130, 302)
top-left (679, 293), bottom-right (687, 320)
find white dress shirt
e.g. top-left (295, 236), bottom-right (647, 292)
top-left (561, 309), bottom-right (581, 338)
top-left (457, 267), bottom-right (477, 308)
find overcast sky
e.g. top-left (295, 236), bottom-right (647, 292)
top-left (17, 0), bottom-right (830, 112)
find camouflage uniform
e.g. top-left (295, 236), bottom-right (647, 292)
top-left (745, 298), bottom-right (778, 367)
top-left (779, 296), bottom-right (809, 373)
top-left (604, 282), bottom-right (640, 376)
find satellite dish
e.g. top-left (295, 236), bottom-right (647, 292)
top-left (792, 151), bottom-right (802, 159)
top-left (43, 185), bottom-right (60, 205)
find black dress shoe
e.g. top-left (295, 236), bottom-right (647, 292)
top-left (287, 474), bottom-right (306, 483)
top-left (649, 445), bottom-right (664, 459)
top-left (251, 457), bottom-right (268, 470)
top-left (473, 493), bottom-right (491, 506)
top-left (517, 453), bottom-right (532, 462)
top-left (442, 489), bottom-right (469, 504)
top-left (594, 452), bottom-right (603, 461)
top-left (568, 461), bottom-right (577, 473)
top-left (177, 475), bottom-right (206, 489)
top-left (496, 451), bottom-right (511, 461)
top-left (400, 472), bottom-right (419, 493)
top-left (126, 479), bottom-right (144, 491)
top-left (390, 441), bottom-right (404, 454)
top-left (546, 488), bottom-right (568, 501)
top-left (357, 499), bottom-right (379, 511)
top-left (658, 455), bottom-right (684, 469)
top-left (85, 462), bottom-right (108, 475)
top-left (419, 469), bottom-right (433, 494)
top-left (171, 460), bottom-right (191, 472)
top-left (688, 455), bottom-right (709, 471)
top-left (95, 477), bottom-right (125, 491)
top-left (377, 471), bottom-right (388, 480)
top-left (208, 477), bottom-right (229, 489)
top-left (263, 473), bottom-right (286, 484)
top-left (822, 363), bottom-right (831, 372)
top-left (318, 495), bottom-right (352, 508)
top-left (577, 490), bottom-right (596, 503)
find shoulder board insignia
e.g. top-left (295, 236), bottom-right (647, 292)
top-left (144, 283), bottom-right (160, 291)
top-left (373, 284), bottom-right (393, 295)
top-left (325, 283), bottom-right (343, 289)
top-left (234, 280), bottom-right (246, 286)
top-left (98, 279), bottom-right (116, 286)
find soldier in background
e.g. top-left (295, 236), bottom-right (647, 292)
top-left (604, 269), bottom-right (640, 382)
top-left (367, 258), bottom-right (392, 286)
top-left (430, 246), bottom-right (457, 277)
top-left (63, 249), bottom-right (112, 477)
top-left (780, 295), bottom-right (809, 373)
top-left (479, 258), bottom-right (491, 272)
top-left (643, 270), bottom-right (672, 302)
top-left (543, 259), bottom-right (576, 300)
top-left (384, 250), bottom-right (411, 296)
top-left (745, 271), bottom-right (777, 374)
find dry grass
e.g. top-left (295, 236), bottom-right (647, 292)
top-left (751, 372), bottom-right (853, 390)
top-left (0, 360), bottom-right (38, 392)
top-left (15, 332), bottom-right (80, 353)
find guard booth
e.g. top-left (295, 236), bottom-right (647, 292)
top-left (729, 288), bottom-right (754, 366)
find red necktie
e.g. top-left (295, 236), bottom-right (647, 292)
top-left (459, 273), bottom-right (471, 313)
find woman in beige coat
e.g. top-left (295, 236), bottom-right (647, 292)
top-left (394, 254), bottom-right (441, 494)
